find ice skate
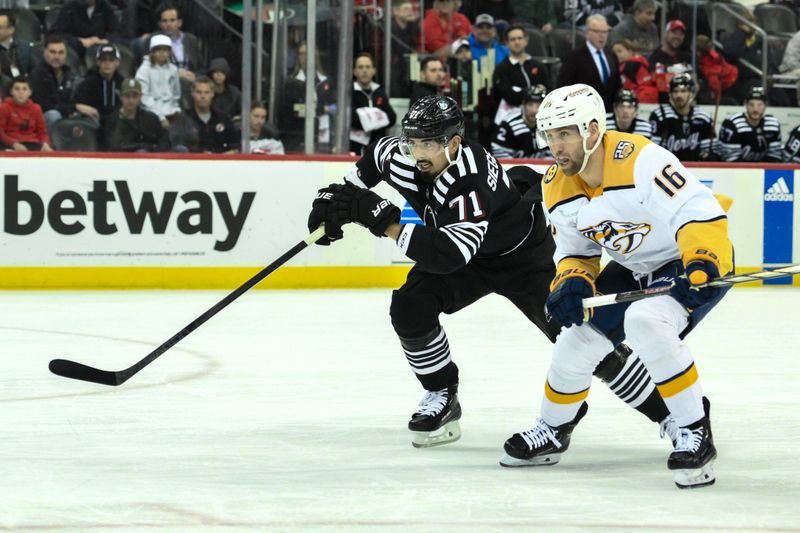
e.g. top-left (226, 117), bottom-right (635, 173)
top-left (499, 402), bottom-right (588, 467)
top-left (668, 397), bottom-right (716, 489)
top-left (408, 387), bottom-right (461, 448)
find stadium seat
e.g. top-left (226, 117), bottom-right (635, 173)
top-left (50, 118), bottom-right (99, 152)
top-left (754, 3), bottom-right (798, 36)
top-left (547, 28), bottom-right (586, 61)
top-left (524, 27), bottom-right (549, 58)
top-left (11, 8), bottom-right (42, 43)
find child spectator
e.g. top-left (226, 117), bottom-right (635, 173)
top-left (207, 57), bottom-right (241, 121)
top-left (135, 34), bottom-right (181, 128)
top-left (0, 76), bottom-right (52, 151)
top-left (695, 35), bottom-right (738, 104)
top-left (612, 38), bottom-right (658, 103)
top-left (74, 44), bottom-right (124, 127)
top-left (248, 101), bottom-right (284, 154)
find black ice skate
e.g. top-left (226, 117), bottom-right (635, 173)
top-left (499, 402), bottom-right (588, 467)
top-left (668, 397), bottom-right (716, 489)
top-left (408, 387), bottom-right (462, 448)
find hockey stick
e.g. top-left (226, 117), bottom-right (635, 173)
top-left (583, 263), bottom-right (800, 310)
top-left (48, 227), bottom-right (326, 386)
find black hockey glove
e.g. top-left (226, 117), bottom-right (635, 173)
top-left (330, 182), bottom-right (401, 237)
top-left (545, 272), bottom-right (595, 328)
top-left (307, 183), bottom-right (347, 245)
top-left (670, 259), bottom-right (722, 310)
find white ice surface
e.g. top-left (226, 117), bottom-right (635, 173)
top-left (1, 287), bottom-right (798, 532)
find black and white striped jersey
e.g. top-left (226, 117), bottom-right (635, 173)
top-left (716, 112), bottom-right (782, 162)
top-left (345, 136), bottom-right (536, 274)
top-left (605, 112), bottom-right (652, 138)
top-left (783, 125), bottom-right (800, 163)
top-left (490, 110), bottom-right (550, 160)
top-left (648, 104), bottom-right (715, 161)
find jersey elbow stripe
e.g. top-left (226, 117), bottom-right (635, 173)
top-left (655, 363), bottom-right (698, 398)
top-left (545, 381), bottom-right (590, 404)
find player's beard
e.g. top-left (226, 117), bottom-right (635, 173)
top-left (747, 110), bottom-right (763, 123)
top-left (416, 159), bottom-right (439, 183)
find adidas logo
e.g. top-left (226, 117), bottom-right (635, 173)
top-left (765, 177), bottom-right (794, 202)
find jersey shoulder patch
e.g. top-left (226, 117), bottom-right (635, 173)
top-left (602, 131), bottom-right (651, 190)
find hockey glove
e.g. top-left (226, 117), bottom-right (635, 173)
top-left (670, 258), bottom-right (722, 310)
top-left (545, 273), bottom-right (594, 328)
top-left (331, 182), bottom-right (401, 237)
top-left (307, 183), bottom-right (347, 245)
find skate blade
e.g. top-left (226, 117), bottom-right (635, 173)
top-left (411, 420), bottom-right (461, 448)
top-left (673, 462), bottom-right (716, 489)
top-left (499, 452), bottom-right (561, 467)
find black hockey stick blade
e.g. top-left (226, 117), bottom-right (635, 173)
top-left (583, 263), bottom-right (800, 309)
top-left (49, 227), bottom-right (326, 386)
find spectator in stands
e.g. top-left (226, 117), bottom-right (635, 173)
top-left (350, 52), bottom-right (396, 155)
top-left (248, 100), bottom-right (284, 155)
top-left (493, 24), bottom-right (548, 123)
top-left (649, 20), bottom-right (692, 103)
top-left (608, 0), bottom-right (659, 56)
top-left (50, 0), bottom-right (118, 56)
top-left (468, 14), bottom-right (509, 67)
top-left (562, 0), bottom-right (624, 29)
top-left (74, 44), bottom-right (123, 129)
top-left (452, 38), bottom-right (472, 62)
top-left (460, 0), bottom-right (515, 24)
top-left (148, 3), bottom-right (203, 82)
top-left (512, 0), bottom-right (557, 33)
top-left (612, 38), bottom-right (658, 103)
top-left (106, 77), bottom-right (170, 152)
top-left (695, 35), bottom-right (738, 105)
top-left (173, 76), bottom-right (238, 153)
top-left (389, 1), bottom-right (420, 97)
top-left (136, 34), bottom-right (182, 128)
top-left (421, 0), bottom-right (472, 56)
top-left (778, 29), bottom-right (800, 75)
top-left (0, 76), bottom-right (52, 151)
top-left (782, 124), bottom-right (800, 162)
top-left (605, 87), bottom-right (651, 137)
top-left (490, 84), bottom-right (549, 159)
top-left (278, 41), bottom-right (336, 152)
top-left (557, 14), bottom-right (620, 111)
top-left (0, 10), bottom-right (33, 86)
top-left (29, 35), bottom-right (79, 134)
top-left (716, 86), bottom-right (782, 162)
top-left (410, 56), bottom-right (445, 105)
top-left (207, 57), bottom-right (241, 121)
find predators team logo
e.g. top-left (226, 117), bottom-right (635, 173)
top-left (581, 220), bottom-right (652, 254)
top-left (543, 164), bottom-right (558, 184)
top-left (614, 141), bottom-right (635, 160)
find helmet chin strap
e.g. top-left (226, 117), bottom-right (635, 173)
top-left (578, 131), bottom-right (603, 175)
top-left (433, 140), bottom-right (462, 182)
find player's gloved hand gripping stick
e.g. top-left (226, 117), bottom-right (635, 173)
top-left (582, 264), bottom-right (800, 310)
top-left (49, 227), bottom-right (327, 386)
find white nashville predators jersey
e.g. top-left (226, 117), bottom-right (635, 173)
top-left (543, 130), bottom-right (730, 277)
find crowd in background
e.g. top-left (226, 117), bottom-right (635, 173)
top-left (4, 0), bottom-right (800, 162)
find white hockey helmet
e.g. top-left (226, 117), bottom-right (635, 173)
top-left (536, 84), bottom-right (607, 174)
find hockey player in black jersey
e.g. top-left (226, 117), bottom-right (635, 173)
top-left (783, 124), bottom-right (800, 163)
top-left (649, 73), bottom-right (715, 161)
top-left (717, 86), bottom-right (782, 162)
top-left (606, 89), bottom-right (652, 138)
top-left (491, 85), bottom-right (551, 160)
top-left (307, 95), bottom-right (673, 449)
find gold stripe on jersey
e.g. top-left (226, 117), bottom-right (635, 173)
top-left (655, 363), bottom-right (699, 398)
top-left (552, 256), bottom-right (601, 290)
top-left (677, 217), bottom-right (734, 276)
top-left (545, 381), bottom-right (590, 404)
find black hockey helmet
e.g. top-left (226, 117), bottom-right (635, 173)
top-left (614, 88), bottom-right (639, 106)
top-left (745, 85), bottom-right (767, 103)
top-left (401, 95), bottom-right (465, 141)
top-left (669, 72), bottom-right (696, 94)
top-left (522, 84), bottom-right (547, 104)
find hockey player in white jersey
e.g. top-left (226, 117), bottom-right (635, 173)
top-left (500, 84), bottom-right (733, 489)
